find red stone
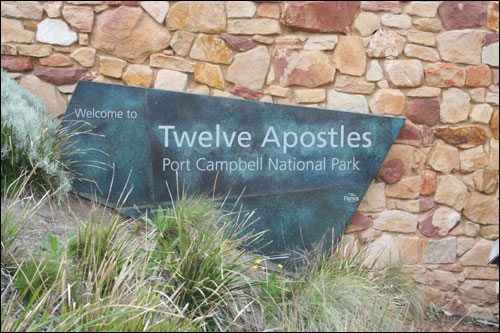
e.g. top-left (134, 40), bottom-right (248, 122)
top-left (34, 67), bottom-right (87, 85)
top-left (420, 212), bottom-right (440, 238)
top-left (466, 64), bottom-right (491, 87)
top-left (483, 33), bottom-right (499, 46)
top-left (218, 34), bottom-right (256, 52)
top-left (38, 54), bottom-right (72, 67)
top-left (425, 62), bottom-right (465, 88)
top-left (440, 263), bottom-right (463, 272)
top-left (422, 126), bottom-right (435, 146)
top-left (378, 158), bottom-right (405, 184)
top-left (406, 100), bottom-right (440, 126)
top-left (395, 122), bottom-right (422, 145)
top-left (361, 1), bottom-right (402, 14)
top-left (229, 85), bottom-right (262, 100)
top-left (281, 1), bottom-right (360, 33)
top-left (445, 298), bottom-right (467, 316)
top-left (421, 170), bottom-right (437, 196)
top-left (106, 1), bottom-right (139, 5)
top-left (1, 56), bottom-right (33, 72)
top-left (419, 199), bottom-right (435, 212)
top-left (438, 1), bottom-right (486, 30)
top-left (349, 211), bottom-right (372, 231)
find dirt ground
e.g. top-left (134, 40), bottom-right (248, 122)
top-left (427, 311), bottom-right (498, 332)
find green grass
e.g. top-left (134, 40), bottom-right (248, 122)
top-left (1, 180), bottom-right (425, 332)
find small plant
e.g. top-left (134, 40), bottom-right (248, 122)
top-left (1, 69), bottom-right (76, 196)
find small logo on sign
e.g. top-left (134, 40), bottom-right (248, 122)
top-left (344, 193), bottom-right (359, 203)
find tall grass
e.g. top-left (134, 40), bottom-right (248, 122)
top-left (259, 240), bottom-right (426, 332)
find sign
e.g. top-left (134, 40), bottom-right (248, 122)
top-left (63, 81), bottom-right (405, 255)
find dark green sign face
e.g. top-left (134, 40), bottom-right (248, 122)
top-left (64, 81), bottom-right (404, 255)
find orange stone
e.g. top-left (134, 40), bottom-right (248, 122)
top-left (466, 64), bottom-right (491, 87)
top-left (194, 62), bottom-right (224, 89)
top-left (491, 108), bottom-right (499, 140)
top-left (38, 54), bottom-right (72, 67)
top-left (258, 3), bottom-right (280, 19)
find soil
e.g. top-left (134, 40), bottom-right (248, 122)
top-left (427, 311), bottom-right (498, 332)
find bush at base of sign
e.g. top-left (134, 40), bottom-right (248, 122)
top-left (0, 69), bottom-right (76, 197)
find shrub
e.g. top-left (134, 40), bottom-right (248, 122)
top-left (1, 69), bottom-right (73, 195)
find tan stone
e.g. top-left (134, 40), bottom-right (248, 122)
top-left (1, 18), bottom-right (35, 43)
top-left (404, 44), bottom-right (440, 62)
top-left (303, 35), bottom-right (338, 51)
top-left (16, 45), bottom-right (52, 57)
top-left (155, 69), bottom-right (188, 92)
top-left (194, 63), bottom-right (224, 89)
top-left (358, 182), bottom-right (386, 212)
top-left (460, 146), bottom-right (489, 173)
top-left (19, 75), bottom-right (67, 117)
top-left (384, 60), bottom-right (423, 88)
top-left (413, 18), bottom-right (442, 32)
top-left (167, 1), bottom-right (226, 33)
top-left (381, 14), bottom-right (411, 29)
top-left (407, 31), bottom-right (436, 46)
top-left (264, 85), bottom-right (290, 97)
top-left (99, 56), bottom-right (127, 78)
top-left (1, 1), bottom-right (43, 20)
top-left (373, 210), bottom-right (418, 233)
top-left (358, 228), bottom-right (382, 244)
top-left (480, 225), bottom-right (499, 240)
top-left (78, 33), bottom-right (89, 46)
top-left (426, 140), bottom-right (459, 174)
top-left (385, 176), bottom-right (422, 199)
top-left (470, 88), bottom-right (485, 103)
top-left (397, 236), bottom-right (419, 265)
top-left (489, 139), bottom-right (499, 171)
top-left (463, 192), bottom-right (499, 225)
top-left (227, 19), bottom-right (281, 35)
top-left (227, 46), bottom-right (269, 90)
top-left (70, 47), bottom-right (95, 67)
top-left (369, 88), bottom-right (405, 115)
top-left (122, 64), bottom-right (152, 88)
top-left (62, 5), bottom-right (94, 33)
top-left (406, 1), bottom-right (440, 18)
top-left (365, 234), bottom-right (400, 269)
top-left (93, 75), bottom-right (120, 84)
top-left (190, 34), bottom-right (233, 64)
top-left (366, 28), bottom-right (405, 58)
top-left (334, 75), bottom-right (375, 94)
top-left (473, 169), bottom-right (498, 194)
top-left (441, 88), bottom-right (470, 123)
top-left (140, 1), bottom-right (169, 24)
top-left (294, 89), bottom-right (325, 103)
top-left (385, 144), bottom-right (415, 177)
top-left (459, 280), bottom-right (498, 305)
top-left (491, 108), bottom-right (499, 140)
top-left (332, 36), bottom-right (366, 77)
top-left (457, 237), bottom-right (476, 256)
top-left (43, 1), bottom-right (62, 18)
top-left (353, 12), bottom-right (381, 37)
top-left (465, 267), bottom-right (499, 280)
top-left (436, 30), bottom-right (483, 65)
top-left (435, 175), bottom-right (470, 211)
top-left (366, 60), bottom-right (383, 82)
top-left (92, 7), bottom-right (169, 63)
top-left (486, 93), bottom-right (499, 105)
top-left (1, 44), bottom-right (17, 56)
top-left (406, 87), bottom-right (441, 97)
top-left (170, 31), bottom-right (195, 57)
top-left (423, 286), bottom-right (447, 306)
top-left (468, 306), bottom-right (497, 322)
top-left (470, 104), bottom-right (493, 124)
top-left (401, 265), bottom-right (426, 275)
top-left (150, 54), bottom-right (195, 73)
top-left (427, 270), bottom-right (458, 291)
top-left (227, 1), bottom-right (256, 18)
top-left (252, 35), bottom-right (274, 44)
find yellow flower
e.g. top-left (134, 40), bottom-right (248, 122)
top-left (278, 264), bottom-right (283, 269)
top-left (252, 265), bottom-right (258, 269)
top-left (256, 259), bottom-right (261, 264)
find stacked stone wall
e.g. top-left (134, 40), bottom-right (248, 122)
top-left (1, 1), bottom-right (499, 322)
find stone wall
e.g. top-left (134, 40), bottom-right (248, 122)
top-left (1, 0), bottom-right (499, 322)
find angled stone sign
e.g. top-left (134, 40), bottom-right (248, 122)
top-left (63, 81), bottom-right (405, 255)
